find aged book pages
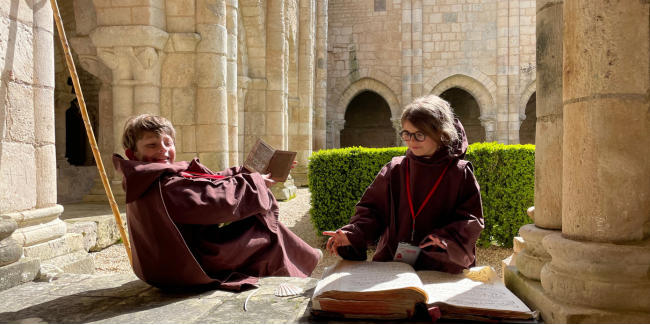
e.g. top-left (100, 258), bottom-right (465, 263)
top-left (418, 266), bottom-right (534, 318)
top-left (312, 260), bottom-right (426, 319)
top-left (311, 261), bottom-right (536, 321)
top-left (243, 138), bottom-right (296, 182)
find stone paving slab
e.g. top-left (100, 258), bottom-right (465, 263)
top-left (0, 273), bottom-right (327, 324)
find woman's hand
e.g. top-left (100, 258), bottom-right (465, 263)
top-left (261, 173), bottom-right (276, 188)
top-left (419, 235), bottom-right (448, 250)
top-left (291, 161), bottom-right (298, 169)
top-left (323, 229), bottom-right (351, 256)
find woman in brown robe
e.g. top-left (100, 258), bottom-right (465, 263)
top-left (324, 95), bottom-right (484, 274)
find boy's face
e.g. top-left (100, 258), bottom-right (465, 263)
top-left (125, 131), bottom-right (176, 164)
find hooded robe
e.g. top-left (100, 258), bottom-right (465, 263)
top-left (337, 120), bottom-right (484, 273)
top-left (113, 155), bottom-right (320, 291)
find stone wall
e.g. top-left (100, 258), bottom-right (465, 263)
top-left (326, 0), bottom-right (537, 148)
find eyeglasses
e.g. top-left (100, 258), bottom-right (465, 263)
top-left (399, 131), bottom-right (427, 142)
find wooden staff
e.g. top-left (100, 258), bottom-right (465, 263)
top-left (49, 0), bottom-right (133, 266)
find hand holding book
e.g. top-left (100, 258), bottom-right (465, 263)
top-left (261, 161), bottom-right (297, 187)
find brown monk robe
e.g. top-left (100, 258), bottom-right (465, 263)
top-left (113, 154), bottom-right (320, 291)
top-left (337, 121), bottom-right (484, 273)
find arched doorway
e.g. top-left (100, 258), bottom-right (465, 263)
top-left (520, 92), bottom-right (536, 145)
top-left (341, 91), bottom-right (396, 148)
top-left (439, 88), bottom-right (485, 143)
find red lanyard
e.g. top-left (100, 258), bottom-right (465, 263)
top-left (180, 171), bottom-right (226, 180)
top-left (406, 158), bottom-right (452, 242)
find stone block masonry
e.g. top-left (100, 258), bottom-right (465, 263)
top-left (326, 0), bottom-right (537, 148)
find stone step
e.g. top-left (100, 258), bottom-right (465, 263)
top-left (65, 215), bottom-right (123, 252)
top-left (0, 258), bottom-right (40, 291)
top-left (0, 236), bottom-right (22, 267)
top-left (40, 249), bottom-right (95, 278)
top-left (82, 194), bottom-right (126, 205)
top-left (23, 233), bottom-right (84, 261)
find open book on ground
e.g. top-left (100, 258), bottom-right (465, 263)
top-left (243, 138), bottom-right (296, 182)
top-left (311, 260), bottom-right (538, 321)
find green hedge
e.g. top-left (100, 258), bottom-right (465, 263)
top-left (308, 143), bottom-right (535, 248)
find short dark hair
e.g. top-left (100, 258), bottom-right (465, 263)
top-left (122, 114), bottom-right (176, 152)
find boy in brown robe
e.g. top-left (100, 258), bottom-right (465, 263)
top-left (113, 114), bottom-right (320, 291)
top-left (325, 95), bottom-right (484, 274)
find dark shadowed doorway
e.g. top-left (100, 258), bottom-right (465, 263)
top-left (439, 88), bottom-right (485, 144)
top-left (341, 91), bottom-right (396, 148)
top-left (519, 92), bottom-right (536, 145)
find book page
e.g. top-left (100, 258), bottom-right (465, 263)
top-left (313, 261), bottom-right (424, 298)
top-left (417, 266), bottom-right (531, 313)
top-left (243, 138), bottom-right (274, 174)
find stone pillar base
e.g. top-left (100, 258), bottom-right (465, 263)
top-left (540, 233), bottom-right (650, 312)
top-left (505, 266), bottom-right (650, 323)
top-left (270, 175), bottom-right (298, 201)
top-left (291, 166), bottom-right (309, 187)
top-left (0, 258), bottom-right (41, 291)
top-left (516, 224), bottom-right (558, 281)
top-left (23, 233), bottom-right (95, 278)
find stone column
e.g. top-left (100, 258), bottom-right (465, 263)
top-left (328, 119), bottom-right (345, 149)
top-left (478, 115), bottom-right (497, 142)
top-left (312, 0), bottom-right (327, 151)
top-left (514, 0), bottom-right (563, 282)
top-left (196, 0), bottom-right (229, 171)
top-left (542, 0), bottom-right (650, 315)
top-left (390, 117), bottom-right (404, 147)
top-left (507, 1), bottom-right (650, 322)
top-left (91, 26), bottom-right (168, 201)
top-left (411, 0), bottom-right (422, 99)
top-left (266, 0), bottom-right (287, 150)
top-left (291, 0), bottom-right (316, 187)
top-left (401, 0), bottom-right (412, 109)
top-left (0, 0), bottom-right (94, 280)
top-left (226, 0), bottom-right (239, 166)
top-left (237, 76), bottom-right (251, 164)
top-left (495, 0), bottom-right (509, 144)
top-left (0, 0), bottom-right (43, 288)
top-left (507, 0), bottom-right (521, 144)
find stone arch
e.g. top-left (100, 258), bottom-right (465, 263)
top-left (334, 77), bottom-right (401, 121)
top-left (423, 66), bottom-right (497, 114)
top-left (430, 75), bottom-right (496, 118)
top-left (519, 79), bottom-right (536, 119)
top-left (328, 68), bottom-right (401, 117)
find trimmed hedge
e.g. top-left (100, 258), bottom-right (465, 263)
top-left (308, 143), bottom-right (535, 248)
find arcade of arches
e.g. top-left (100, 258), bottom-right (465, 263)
top-left (340, 91), bottom-right (397, 148)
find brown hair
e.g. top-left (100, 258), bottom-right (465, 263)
top-left (401, 95), bottom-right (459, 149)
top-left (122, 114), bottom-right (176, 152)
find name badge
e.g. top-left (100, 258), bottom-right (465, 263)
top-left (393, 242), bottom-right (421, 266)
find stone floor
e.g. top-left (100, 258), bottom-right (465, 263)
top-left (0, 273), bottom-right (325, 324)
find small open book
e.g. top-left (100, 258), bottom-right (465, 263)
top-left (311, 260), bottom-right (538, 322)
top-left (243, 138), bottom-right (296, 182)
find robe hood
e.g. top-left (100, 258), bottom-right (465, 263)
top-left (113, 154), bottom-right (190, 204)
top-left (406, 118), bottom-right (469, 164)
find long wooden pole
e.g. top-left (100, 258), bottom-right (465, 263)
top-left (49, 0), bottom-right (133, 266)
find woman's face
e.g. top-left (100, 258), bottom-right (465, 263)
top-left (401, 120), bottom-right (439, 157)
